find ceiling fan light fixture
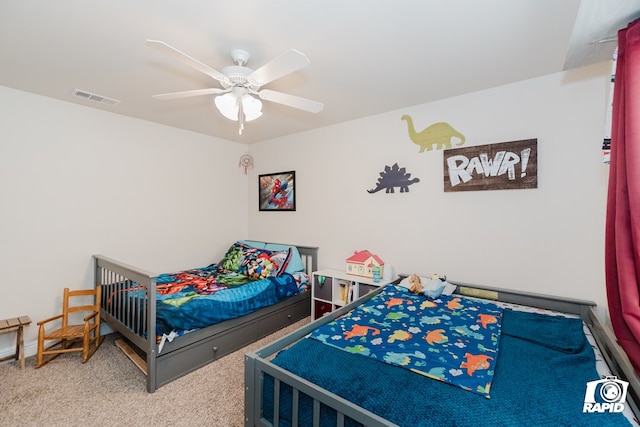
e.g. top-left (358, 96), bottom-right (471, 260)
top-left (241, 94), bottom-right (262, 121)
top-left (214, 92), bottom-right (240, 120)
top-left (214, 92), bottom-right (262, 122)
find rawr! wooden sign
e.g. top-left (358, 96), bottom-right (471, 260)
top-left (444, 139), bottom-right (537, 192)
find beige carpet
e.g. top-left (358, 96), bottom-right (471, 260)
top-left (0, 317), bottom-right (310, 427)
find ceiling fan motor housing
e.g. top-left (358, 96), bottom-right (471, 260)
top-left (221, 65), bottom-right (256, 89)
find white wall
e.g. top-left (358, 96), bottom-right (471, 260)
top-left (0, 61), bottom-right (613, 360)
top-left (248, 62), bottom-right (612, 312)
top-left (0, 86), bottom-right (248, 357)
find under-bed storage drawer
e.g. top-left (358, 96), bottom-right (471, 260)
top-left (257, 299), bottom-right (310, 338)
top-left (208, 323), bottom-right (257, 360)
top-left (157, 321), bottom-right (256, 386)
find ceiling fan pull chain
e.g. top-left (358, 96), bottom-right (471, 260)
top-left (238, 103), bottom-right (245, 135)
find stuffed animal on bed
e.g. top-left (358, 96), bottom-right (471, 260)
top-left (407, 273), bottom-right (448, 298)
top-left (408, 274), bottom-right (423, 294)
top-left (423, 274), bottom-right (447, 298)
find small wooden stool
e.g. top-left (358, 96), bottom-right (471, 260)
top-left (0, 316), bottom-right (32, 370)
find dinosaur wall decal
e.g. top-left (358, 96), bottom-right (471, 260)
top-left (367, 163), bottom-right (420, 194)
top-left (401, 115), bottom-right (466, 152)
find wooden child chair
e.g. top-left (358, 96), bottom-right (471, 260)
top-left (36, 286), bottom-right (104, 368)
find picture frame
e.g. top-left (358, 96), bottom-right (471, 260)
top-left (258, 170), bottom-right (296, 211)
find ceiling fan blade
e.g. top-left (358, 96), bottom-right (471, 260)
top-left (152, 88), bottom-right (229, 100)
top-left (258, 89), bottom-right (323, 113)
top-left (145, 39), bottom-right (230, 86)
top-left (249, 49), bottom-right (310, 86)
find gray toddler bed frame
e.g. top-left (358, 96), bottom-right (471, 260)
top-left (94, 243), bottom-right (317, 393)
top-left (245, 279), bottom-right (640, 426)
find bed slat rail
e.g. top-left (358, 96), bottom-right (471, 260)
top-left (246, 356), bottom-right (396, 427)
top-left (93, 254), bottom-right (158, 392)
top-left (450, 280), bottom-right (596, 317)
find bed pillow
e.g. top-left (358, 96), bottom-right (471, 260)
top-left (264, 243), bottom-right (306, 273)
top-left (236, 241), bottom-right (306, 274)
top-left (217, 242), bottom-right (291, 278)
top-left (240, 246), bottom-right (292, 280)
top-left (237, 240), bottom-right (267, 249)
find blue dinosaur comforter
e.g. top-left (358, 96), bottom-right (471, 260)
top-left (309, 285), bottom-right (503, 397)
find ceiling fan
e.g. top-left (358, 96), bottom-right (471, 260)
top-left (145, 39), bottom-right (324, 135)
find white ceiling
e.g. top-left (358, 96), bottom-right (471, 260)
top-left (1, 0), bottom-right (639, 144)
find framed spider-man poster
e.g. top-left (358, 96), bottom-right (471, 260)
top-left (258, 171), bottom-right (296, 211)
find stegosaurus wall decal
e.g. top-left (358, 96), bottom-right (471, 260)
top-left (367, 163), bottom-right (420, 194)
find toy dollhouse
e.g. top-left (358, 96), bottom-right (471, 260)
top-left (345, 250), bottom-right (384, 279)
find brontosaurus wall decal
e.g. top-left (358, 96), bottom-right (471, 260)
top-left (401, 115), bottom-right (466, 152)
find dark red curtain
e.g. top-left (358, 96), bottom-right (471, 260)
top-left (606, 18), bottom-right (640, 375)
